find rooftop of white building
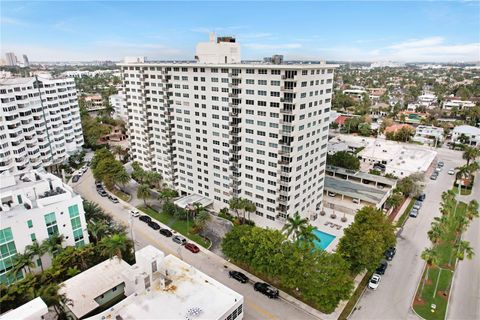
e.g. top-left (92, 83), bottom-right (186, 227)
top-left (452, 125), bottom-right (480, 135)
top-left (0, 297), bottom-right (48, 320)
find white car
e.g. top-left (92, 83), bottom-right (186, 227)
top-left (448, 169), bottom-right (455, 175)
top-left (130, 210), bottom-right (140, 217)
top-left (435, 167), bottom-right (441, 173)
top-left (368, 274), bottom-right (381, 290)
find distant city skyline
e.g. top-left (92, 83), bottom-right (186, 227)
top-left (1, 1), bottom-right (479, 62)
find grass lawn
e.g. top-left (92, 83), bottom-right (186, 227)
top-left (451, 187), bottom-right (472, 196)
top-left (111, 189), bottom-right (130, 202)
top-left (396, 198), bottom-right (416, 227)
top-left (137, 206), bottom-right (210, 248)
top-left (413, 267), bottom-right (453, 320)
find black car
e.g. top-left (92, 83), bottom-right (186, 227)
top-left (229, 270), bottom-right (249, 283)
top-left (148, 221), bottom-right (160, 230)
top-left (375, 261), bottom-right (388, 275)
top-left (139, 215), bottom-right (152, 223)
top-left (254, 282), bottom-right (279, 299)
top-left (384, 247), bottom-right (396, 261)
top-left (95, 180), bottom-right (102, 187)
top-left (72, 175), bottom-right (80, 183)
top-left (417, 193), bottom-right (426, 201)
top-left (159, 228), bottom-right (173, 237)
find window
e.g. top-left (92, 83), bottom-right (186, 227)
top-left (44, 212), bottom-right (58, 236)
top-left (27, 220), bottom-right (33, 228)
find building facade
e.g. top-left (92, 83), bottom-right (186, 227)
top-left (84, 94), bottom-right (105, 112)
top-left (451, 125), bottom-right (480, 146)
top-left (120, 36), bottom-right (335, 228)
top-left (0, 76), bottom-right (84, 174)
top-left (0, 170), bottom-right (89, 284)
top-left (109, 92), bottom-right (127, 121)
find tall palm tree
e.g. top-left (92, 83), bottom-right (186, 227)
top-left (229, 197), bottom-right (242, 220)
top-left (419, 248), bottom-right (439, 298)
top-left (114, 169), bottom-right (131, 192)
top-left (36, 283), bottom-right (72, 318)
top-left (455, 240), bottom-right (474, 261)
top-left (25, 241), bottom-right (47, 272)
top-left (8, 253), bottom-right (35, 279)
top-left (99, 233), bottom-right (128, 259)
top-left (83, 200), bottom-right (105, 221)
top-left (137, 184), bottom-right (151, 207)
top-left (466, 200), bottom-right (479, 220)
top-left (242, 199), bottom-right (256, 222)
top-left (462, 146), bottom-right (479, 165)
top-left (427, 223), bottom-right (445, 244)
top-left (112, 145), bottom-right (124, 161)
top-left (41, 234), bottom-right (65, 257)
top-left (298, 224), bottom-right (318, 246)
top-left (146, 171), bottom-right (162, 189)
top-left (158, 187), bottom-right (178, 204)
top-left (282, 212), bottom-right (309, 241)
top-left (87, 221), bottom-right (109, 244)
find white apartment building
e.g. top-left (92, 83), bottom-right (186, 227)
top-left (451, 125), bottom-right (480, 146)
top-left (443, 98), bottom-right (476, 110)
top-left (0, 76), bottom-right (84, 174)
top-left (59, 245), bottom-right (243, 320)
top-left (120, 35), bottom-right (335, 228)
top-left (413, 125), bottom-right (444, 146)
top-left (109, 92), bottom-right (127, 121)
top-left (84, 94), bottom-right (105, 111)
top-left (0, 170), bottom-right (89, 285)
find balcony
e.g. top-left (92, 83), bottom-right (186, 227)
top-left (278, 180), bottom-right (290, 187)
top-left (228, 93), bottom-right (239, 98)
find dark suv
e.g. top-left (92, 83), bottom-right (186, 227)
top-left (159, 228), bottom-right (173, 237)
top-left (139, 215), bottom-right (152, 223)
top-left (229, 270), bottom-right (249, 283)
top-left (148, 221), bottom-right (160, 230)
top-left (254, 282), bottom-right (279, 299)
top-left (384, 247), bottom-right (396, 261)
top-left (375, 260), bottom-right (388, 275)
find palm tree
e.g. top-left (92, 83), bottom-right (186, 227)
top-left (462, 146), bottom-right (479, 165)
top-left (419, 248), bottom-right (439, 298)
top-left (282, 212), bottom-right (309, 241)
top-left (83, 200), bottom-right (105, 221)
top-left (146, 171), bottom-right (162, 189)
top-left (114, 169), bottom-right (131, 192)
top-left (8, 253), bottom-right (35, 278)
top-left (41, 234), bottom-right (65, 257)
top-left (158, 187), bottom-right (178, 204)
top-left (99, 233), bottom-right (128, 259)
top-left (36, 283), bottom-right (72, 318)
top-left (455, 240), bottom-right (475, 261)
top-left (298, 225), bottom-right (318, 246)
top-left (25, 241), bottom-right (47, 272)
top-left (137, 184), bottom-right (151, 207)
top-left (243, 199), bottom-right (256, 222)
top-left (229, 197), bottom-right (242, 220)
top-left (112, 145), bottom-right (124, 161)
top-left (466, 200), bottom-right (479, 220)
top-left (87, 221), bottom-right (109, 244)
top-left (427, 223), bottom-right (445, 244)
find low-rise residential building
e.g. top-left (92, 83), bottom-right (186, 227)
top-left (84, 94), bottom-right (105, 111)
top-left (413, 125), bottom-right (444, 146)
top-left (418, 92), bottom-right (437, 109)
top-left (384, 123), bottom-right (414, 135)
top-left (443, 97), bottom-right (477, 110)
top-left (451, 125), bottom-right (480, 146)
top-left (59, 245), bottom-right (243, 320)
top-left (343, 88), bottom-right (366, 100)
top-left (0, 170), bottom-right (88, 284)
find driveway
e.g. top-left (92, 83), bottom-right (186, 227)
top-left (351, 148), bottom-right (465, 320)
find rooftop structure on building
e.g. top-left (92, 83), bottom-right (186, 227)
top-left (0, 76), bottom-right (84, 174)
top-left (442, 97), bottom-right (477, 110)
top-left (59, 245), bottom-right (243, 320)
top-left (0, 170), bottom-right (88, 284)
top-left (120, 34), bottom-right (336, 229)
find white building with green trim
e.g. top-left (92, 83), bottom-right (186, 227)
top-left (0, 170), bottom-right (88, 284)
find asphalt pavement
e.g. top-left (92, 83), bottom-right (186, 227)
top-left (351, 148), bottom-right (467, 320)
top-left (72, 169), bottom-right (317, 320)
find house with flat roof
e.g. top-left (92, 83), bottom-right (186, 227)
top-left (59, 246), bottom-right (243, 320)
top-left (0, 297), bottom-right (48, 320)
top-left (413, 125), bottom-right (444, 146)
top-left (451, 125), bottom-right (480, 146)
top-left (442, 97), bottom-right (477, 110)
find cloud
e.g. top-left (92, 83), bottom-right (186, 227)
top-left (0, 16), bottom-right (28, 26)
top-left (244, 43), bottom-right (302, 50)
top-left (388, 36), bottom-right (444, 50)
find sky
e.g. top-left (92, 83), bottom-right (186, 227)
top-left (1, 1), bottom-right (480, 62)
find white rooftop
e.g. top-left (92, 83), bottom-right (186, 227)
top-left (174, 193), bottom-right (214, 209)
top-left (0, 297), bottom-right (48, 320)
top-left (452, 125), bottom-right (480, 135)
top-left (86, 251), bottom-right (243, 320)
top-left (59, 257), bottom-right (132, 318)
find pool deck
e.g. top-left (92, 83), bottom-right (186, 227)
top-left (312, 206), bottom-right (355, 252)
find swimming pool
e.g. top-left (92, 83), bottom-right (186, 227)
top-left (312, 229), bottom-right (336, 250)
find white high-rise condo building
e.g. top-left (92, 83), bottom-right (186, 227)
top-left (120, 34), bottom-right (336, 228)
top-left (5, 52), bottom-right (17, 67)
top-left (0, 170), bottom-right (89, 285)
top-left (0, 76), bottom-right (84, 174)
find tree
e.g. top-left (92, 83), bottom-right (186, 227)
top-left (419, 248), bottom-right (439, 297)
top-left (114, 169), bottom-right (131, 192)
top-left (385, 193), bottom-right (404, 209)
top-left (298, 224), bottom-right (318, 246)
top-left (358, 123), bottom-right (371, 136)
top-left (466, 200), bottom-right (479, 220)
top-left (396, 174), bottom-right (424, 198)
top-left (146, 171), bottom-right (162, 189)
top-left (99, 233), bottom-right (128, 259)
top-left (454, 240), bottom-right (474, 261)
top-left (36, 283), bottom-right (72, 318)
top-left (25, 241), bottom-right (47, 272)
top-left (332, 92), bottom-right (355, 111)
top-left (242, 198), bottom-right (256, 222)
top-left (137, 184), bottom-right (151, 207)
top-left (337, 206), bottom-right (396, 274)
top-left (87, 221), bottom-right (109, 244)
top-left (41, 234), bottom-right (65, 258)
top-left (158, 187), bottom-right (178, 204)
top-left (462, 146), bottom-right (479, 165)
top-left (282, 212), bottom-right (309, 241)
top-left (229, 197), bottom-right (243, 220)
top-left (112, 145), bottom-right (124, 161)
top-left (83, 200), bottom-right (106, 221)
top-left (327, 151), bottom-right (360, 170)
top-left (8, 253), bottom-right (35, 279)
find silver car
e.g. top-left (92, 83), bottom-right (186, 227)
top-left (172, 235), bottom-right (187, 245)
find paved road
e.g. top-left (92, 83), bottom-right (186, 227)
top-left (72, 169), bottom-right (316, 320)
top-left (447, 179), bottom-right (480, 320)
top-left (351, 148), bottom-right (465, 320)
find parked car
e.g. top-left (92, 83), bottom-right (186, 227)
top-left (95, 180), bottom-right (102, 187)
top-left (229, 270), bottom-right (249, 283)
top-left (72, 175), bottom-right (80, 183)
top-left (108, 195), bottom-right (119, 203)
top-left (384, 247), bottom-right (396, 261)
top-left (130, 210), bottom-right (140, 217)
top-left (417, 193), bottom-right (426, 201)
top-left (254, 282), bottom-right (279, 299)
top-left (409, 208), bottom-right (419, 218)
top-left (435, 167), bottom-right (442, 173)
top-left (328, 192), bottom-right (336, 197)
top-left (413, 201), bottom-right (422, 210)
top-left (353, 198), bottom-right (360, 204)
top-left (185, 243), bottom-right (200, 253)
top-left (430, 174), bottom-right (438, 180)
top-left (159, 228), bottom-right (173, 237)
top-left (98, 189), bottom-right (108, 197)
top-left (368, 274), bottom-right (381, 290)
top-left (437, 161), bottom-right (444, 167)
top-left (148, 221), bottom-right (160, 230)
top-left (172, 235), bottom-right (187, 245)
top-left (375, 261), bottom-right (388, 275)
top-left (139, 215), bottom-right (152, 223)
top-left (448, 169), bottom-right (455, 175)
